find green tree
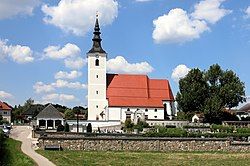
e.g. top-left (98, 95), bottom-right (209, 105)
top-left (176, 64), bottom-right (245, 124)
top-left (176, 68), bottom-right (209, 115)
top-left (87, 123), bottom-right (92, 133)
top-left (64, 109), bottom-right (75, 120)
top-left (64, 123), bottom-right (69, 132)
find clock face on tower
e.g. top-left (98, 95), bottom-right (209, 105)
top-left (95, 54), bottom-right (99, 58)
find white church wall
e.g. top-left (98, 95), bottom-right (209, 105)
top-left (107, 107), bottom-right (165, 122)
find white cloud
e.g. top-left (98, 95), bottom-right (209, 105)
top-left (153, 0), bottom-right (230, 44)
top-left (0, 0), bottom-right (40, 20)
top-left (0, 90), bottom-right (13, 99)
top-left (33, 82), bottom-right (55, 93)
top-left (191, 0), bottom-right (231, 24)
top-left (52, 80), bottom-right (87, 89)
top-left (107, 56), bottom-right (153, 74)
top-left (42, 0), bottom-right (118, 36)
top-left (55, 70), bottom-right (82, 80)
top-left (171, 64), bottom-right (191, 82)
top-left (244, 6), bottom-right (250, 19)
top-left (135, 0), bottom-right (152, 2)
top-left (33, 79), bottom-right (86, 94)
top-left (43, 43), bottom-right (80, 59)
top-left (153, 8), bottom-right (209, 44)
top-left (64, 57), bottom-right (87, 69)
top-left (42, 93), bottom-right (76, 102)
top-left (0, 39), bottom-right (34, 63)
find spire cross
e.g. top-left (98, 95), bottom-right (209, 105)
top-left (96, 11), bottom-right (99, 19)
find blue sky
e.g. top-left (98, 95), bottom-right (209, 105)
top-left (0, 0), bottom-right (250, 108)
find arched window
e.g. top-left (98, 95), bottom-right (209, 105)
top-left (95, 59), bottom-right (99, 66)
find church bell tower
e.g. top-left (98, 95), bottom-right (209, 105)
top-left (87, 15), bottom-right (108, 121)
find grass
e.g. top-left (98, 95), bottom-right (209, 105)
top-left (0, 138), bottom-right (36, 166)
top-left (37, 150), bottom-right (250, 166)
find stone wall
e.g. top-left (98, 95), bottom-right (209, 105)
top-left (38, 137), bottom-right (250, 152)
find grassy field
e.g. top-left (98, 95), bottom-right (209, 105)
top-left (37, 150), bottom-right (250, 166)
top-left (0, 138), bottom-right (36, 166)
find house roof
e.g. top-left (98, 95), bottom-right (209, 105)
top-left (106, 74), bottom-right (174, 108)
top-left (238, 103), bottom-right (250, 112)
top-left (36, 104), bottom-right (64, 119)
top-left (0, 101), bottom-right (11, 110)
top-left (22, 105), bottom-right (44, 116)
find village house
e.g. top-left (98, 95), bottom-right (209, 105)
top-left (0, 101), bottom-right (12, 123)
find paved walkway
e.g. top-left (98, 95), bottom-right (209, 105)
top-left (10, 126), bottom-right (55, 166)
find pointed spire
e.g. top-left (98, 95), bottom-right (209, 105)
top-left (88, 13), bottom-right (106, 53)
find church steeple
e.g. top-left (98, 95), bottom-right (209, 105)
top-left (88, 14), bottom-right (106, 53)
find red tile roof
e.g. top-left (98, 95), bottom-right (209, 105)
top-left (0, 101), bottom-right (12, 110)
top-left (107, 74), bottom-right (174, 108)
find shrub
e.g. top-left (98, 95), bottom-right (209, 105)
top-left (57, 124), bottom-right (64, 132)
top-left (211, 124), bottom-right (234, 133)
top-left (236, 128), bottom-right (250, 133)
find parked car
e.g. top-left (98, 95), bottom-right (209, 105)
top-left (0, 125), bottom-right (10, 137)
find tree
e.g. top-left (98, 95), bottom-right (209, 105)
top-left (64, 123), bottom-right (69, 132)
top-left (176, 64), bottom-right (246, 124)
top-left (87, 123), bottom-right (92, 133)
top-left (57, 124), bottom-right (65, 132)
top-left (176, 68), bottom-right (209, 114)
top-left (64, 109), bottom-right (75, 120)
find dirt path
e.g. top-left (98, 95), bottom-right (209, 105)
top-left (10, 126), bottom-right (55, 166)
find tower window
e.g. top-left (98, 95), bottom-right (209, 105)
top-left (96, 75), bottom-right (98, 78)
top-left (154, 109), bottom-right (157, 112)
top-left (96, 105), bottom-right (98, 108)
top-left (95, 59), bottom-right (99, 66)
top-left (96, 91), bottom-right (98, 94)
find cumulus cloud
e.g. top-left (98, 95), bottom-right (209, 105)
top-left (55, 70), bottom-right (82, 80)
top-left (153, 8), bottom-right (209, 44)
top-left (42, 93), bottom-right (76, 102)
top-left (43, 43), bottom-right (80, 59)
top-left (191, 0), bottom-right (232, 24)
top-left (171, 64), bottom-right (191, 82)
top-left (33, 82), bottom-right (55, 93)
top-left (33, 79), bottom-right (86, 94)
top-left (0, 90), bottom-right (13, 99)
top-left (0, 39), bottom-right (34, 63)
top-left (52, 79), bottom-right (87, 89)
top-left (0, 0), bottom-right (40, 20)
top-left (135, 0), bottom-right (152, 2)
top-left (42, 0), bottom-right (118, 36)
top-left (107, 56), bottom-right (153, 74)
top-left (64, 57), bottom-right (87, 69)
top-left (153, 0), bottom-right (230, 44)
top-left (244, 6), bottom-right (250, 19)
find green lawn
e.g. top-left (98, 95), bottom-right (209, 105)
top-left (37, 150), bottom-right (250, 166)
top-left (0, 138), bottom-right (36, 166)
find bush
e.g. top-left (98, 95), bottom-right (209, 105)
top-left (211, 124), bottom-right (234, 133)
top-left (236, 128), bottom-right (250, 133)
top-left (57, 124), bottom-right (64, 132)
top-left (144, 127), bottom-right (187, 137)
top-left (133, 121), bottom-right (149, 132)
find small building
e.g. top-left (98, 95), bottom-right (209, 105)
top-left (0, 101), bottom-right (12, 123)
top-left (236, 103), bottom-right (250, 120)
top-left (192, 113), bottom-right (204, 123)
top-left (36, 104), bottom-right (64, 130)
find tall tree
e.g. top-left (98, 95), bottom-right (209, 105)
top-left (176, 68), bottom-right (209, 114)
top-left (176, 64), bottom-right (246, 124)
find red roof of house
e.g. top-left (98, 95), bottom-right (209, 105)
top-left (106, 74), bottom-right (174, 108)
top-left (0, 101), bottom-right (12, 110)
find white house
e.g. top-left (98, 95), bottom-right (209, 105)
top-left (87, 16), bottom-right (175, 124)
top-left (0, 101), bottom-right (12, 123)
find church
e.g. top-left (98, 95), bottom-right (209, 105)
top-left (87, 16), bottom-right (175, 124)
